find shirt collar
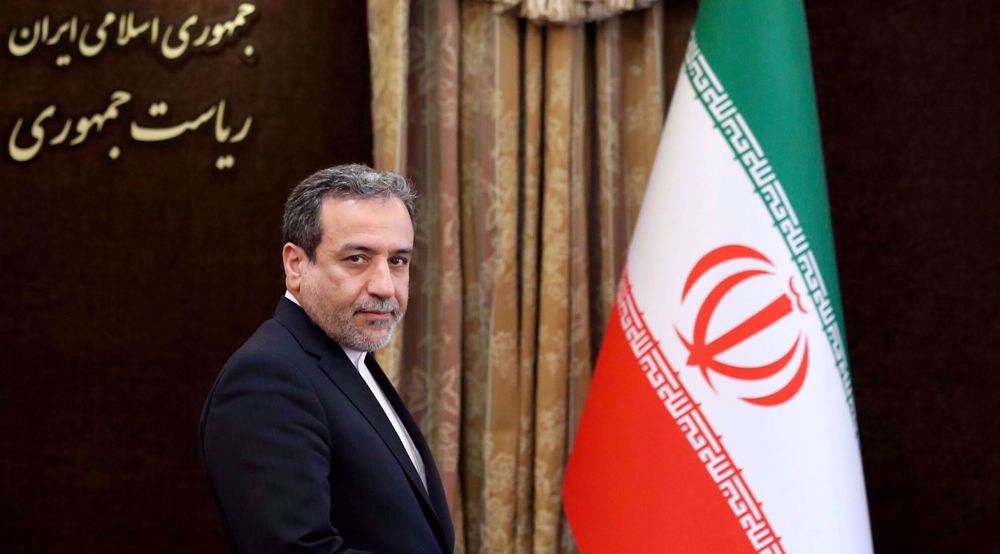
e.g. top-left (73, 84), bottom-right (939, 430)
top-left (341, 346), bottom-right (367, 371)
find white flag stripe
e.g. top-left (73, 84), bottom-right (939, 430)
top-left (684, 34), bottom-right (856, 418)
top-left (618, 274), bottom-right (783, 553)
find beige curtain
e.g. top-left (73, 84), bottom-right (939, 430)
top-left (367, 1), bottom-right (695, 551)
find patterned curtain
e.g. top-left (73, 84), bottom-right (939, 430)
top-left (367, 1), bottom-right (695, 551)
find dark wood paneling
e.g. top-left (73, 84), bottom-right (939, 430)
top-left (808, 1), bottom-right (999, 552)
top-left (0, 2), bottom-right (371, 551)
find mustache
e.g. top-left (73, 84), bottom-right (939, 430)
top-left (353, 299), bottom-right (401, 316)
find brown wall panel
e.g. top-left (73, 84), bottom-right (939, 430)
top-left (808, 1), bottom-right (999, 552)
top-left (0, 2), bottom-right (372, 551)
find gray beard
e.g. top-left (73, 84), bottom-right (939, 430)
top-left (302, 297), bottom-right (402, 352)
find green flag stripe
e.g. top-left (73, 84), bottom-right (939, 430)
top-left (692, 0), bottom-right (850, 404)
top-left (684, 34), bottom-right (856, 424)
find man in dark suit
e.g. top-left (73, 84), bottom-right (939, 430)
top-left (200, 164), bottom-right (454, 553)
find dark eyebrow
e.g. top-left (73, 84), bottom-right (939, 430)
top-left (339, 244), bottom-right (413, 255)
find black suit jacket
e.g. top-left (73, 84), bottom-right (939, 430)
top-left (200, 298), bottom-right (454, 553)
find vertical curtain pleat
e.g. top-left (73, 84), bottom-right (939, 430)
top-left (563, 23), bottom-right (593, 554)
top-left (459, 6), bottom-right (526, 552)
top-left (400, 0), bottom-right (466, 547)
top-left (515, 22), bottom-right (544, 553)
top-left (620, 3), bottom-right (665, 236)
top-left (594, 18), bottom-right (628, 329)
top-left (489, 13), bottom-right (524, 552)
top-left (534, 26), bottom-right (580, 553)
top-left (457, 3), bottom-right (491, 551)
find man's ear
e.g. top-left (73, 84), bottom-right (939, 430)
top-left (282, 242), bottom-right (309, 292)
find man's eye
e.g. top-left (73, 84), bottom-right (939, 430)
top-left (390, 257), bottom-right (410, 266)
top-left (346, 255), bottom-right (365, 263)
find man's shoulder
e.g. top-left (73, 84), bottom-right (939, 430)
top-left (219, 317), bottom-right (312, 379)
top-left (198, 316), bottom-right (333, 468)
top-left (237, 317), bottom-right (301, 355)
top-left (200, 317), bottom-right (323, 430)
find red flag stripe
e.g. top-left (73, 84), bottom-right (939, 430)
top-left (616, 268), bottom-right (784, 554)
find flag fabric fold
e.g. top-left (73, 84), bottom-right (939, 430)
top-left (563, 1), bottom-right (873, 552)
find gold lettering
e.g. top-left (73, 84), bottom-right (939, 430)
top-left (8, 105), bottom-right (55, 162)
top-left (78, 12), bottom-right (116, 58)
top-left (69, 90), bottom-right (132, 146)
top-left (131, 104), bottom-right (217, 142)
top-left (48, 119), bottom-right (72, 146)
top-left (8, 20), bottom-right (40, 57)
top-left (228, 116), bottom-right (253, 144)
top-left (45, 17), bottom-right (79, 46)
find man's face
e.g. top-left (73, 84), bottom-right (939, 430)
top-left (293, 196), bottom-right (413, 351)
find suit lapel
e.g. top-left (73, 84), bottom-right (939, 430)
top-left (365, 355), bottom-right (455, 550)
top-left (273, 299), bottom-right (452, 551)
top-left (317, 354), bottom-right (430, 499)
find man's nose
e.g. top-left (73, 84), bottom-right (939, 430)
top-left (366, 259), bottom-right (395, 299)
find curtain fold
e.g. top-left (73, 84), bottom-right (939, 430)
top-left (456, 3), bottom-right (522, 552)
top-left (367, 1), bottom-right (696, 551)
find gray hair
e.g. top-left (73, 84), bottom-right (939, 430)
top-left (282, 164), bottom-right (416, 260)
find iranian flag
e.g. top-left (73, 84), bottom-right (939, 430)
top-left (562, 1), bottom-right (873, 553)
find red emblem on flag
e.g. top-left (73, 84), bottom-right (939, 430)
top-left (676, 244), bottom-right (809, 406)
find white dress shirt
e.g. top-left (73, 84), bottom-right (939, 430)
top-left (284, 291), bottom-right (427, 490)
